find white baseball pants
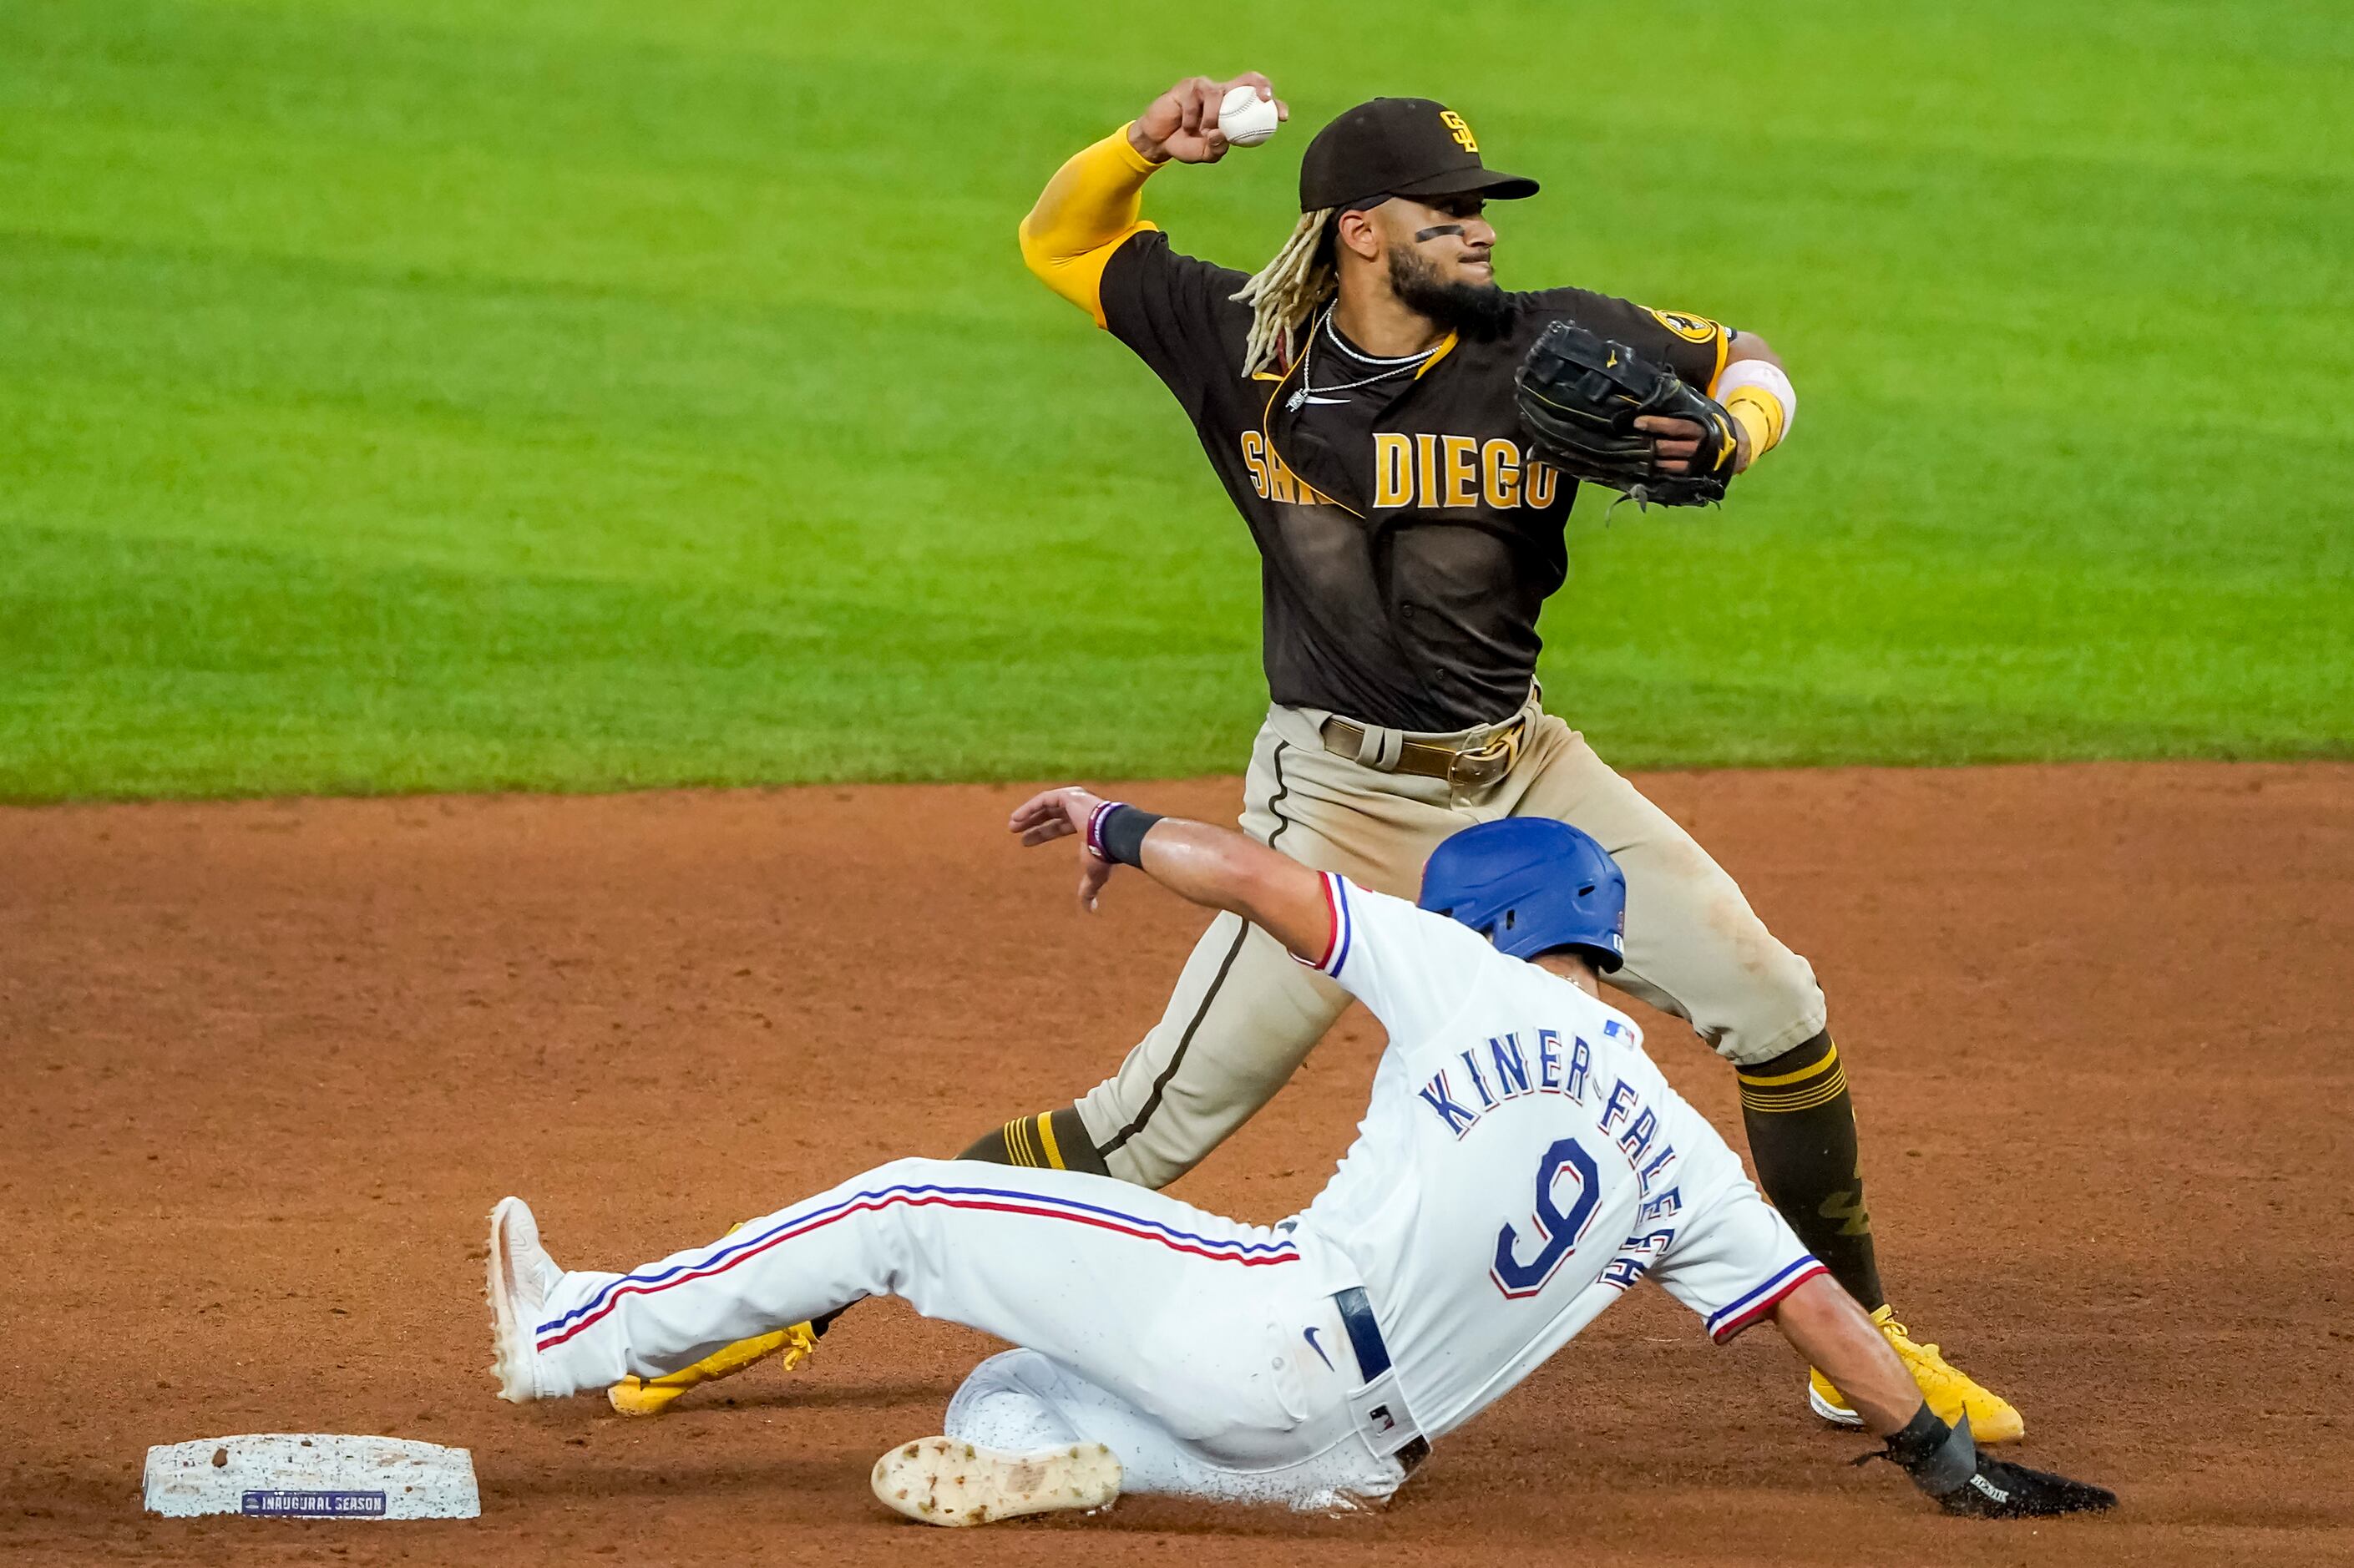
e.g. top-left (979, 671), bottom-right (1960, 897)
top-left (524, 1157), bottom-right (1408, 1508)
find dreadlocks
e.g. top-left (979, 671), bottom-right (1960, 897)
top-left (1231, 208), bottom-right (1338, 377)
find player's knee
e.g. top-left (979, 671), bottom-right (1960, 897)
top-left (1714, 956), bottom-right (1828, 1070)
top-left (944, 1349), bottom-right (1076, 1449)
top-left (853, 1157), bottom-right (968, 1259)
top-left (869, 1155), bottom-right (956, 1190)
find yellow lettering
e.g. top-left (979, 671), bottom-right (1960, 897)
top-left (1374, 433), bottom-right (1412, 508)
top-left (1415, 433), bottom-right (1439, 508)
top-left (1483, 438), bottom-right (1521, 508)
top-left (1240, 431), bottom-right (1270, 498)
top-left (1442, 436), bottom-right (1480, 508)
top-left (1527, 461), bottom-right (1558, 508)
top-left (1440, 109), bottom-right (1478, 154)
top-left (1248, 443), bottom-right (1334, 507)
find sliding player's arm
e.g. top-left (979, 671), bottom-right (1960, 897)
top-left (1007, 786), bottom-right (1331, 962)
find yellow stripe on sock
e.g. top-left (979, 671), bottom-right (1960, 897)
top-left (1742, 1062), bottom-right (1848, 1100)
top-left (1035, 1111), bottom-right (1067, 1171)
top-left (1005, 1117), bottom-right (1035, 1167)
top-left (1736, 1041), bottom-right (1840, 1088)
top-left (1742, 1067), bottom-right (1850, 1115)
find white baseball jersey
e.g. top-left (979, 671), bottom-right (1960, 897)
top-left (514, 872), bottom-right (1822, 1510)
top-left (1288, 873), bottom-right (1823, 1439)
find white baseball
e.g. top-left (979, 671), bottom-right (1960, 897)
top-left (1217, 84), bottom-right (1280, 149)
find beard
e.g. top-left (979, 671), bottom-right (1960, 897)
top-left (1387, 245), bottom-right (1514, 341)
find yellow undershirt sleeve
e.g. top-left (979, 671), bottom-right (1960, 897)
top-left (1018, 123), bottom-right (1165, 328)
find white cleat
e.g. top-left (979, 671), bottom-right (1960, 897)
top-left (871, 1437), bottom-right (1121, 1528)
top-left (485, 1196), bottom-right (559, 1404)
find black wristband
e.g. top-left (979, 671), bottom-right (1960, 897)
top-left (1086, 802), bottom-right (1163, 867)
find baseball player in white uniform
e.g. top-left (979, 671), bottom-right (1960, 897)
top-left (485, 793), bottom-right (2112, 1525)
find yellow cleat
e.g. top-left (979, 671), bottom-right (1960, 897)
top-left (1808, 1306), bottom-right (2024, 1444)
top-left (607, 1322), bottom-right (819, 1418)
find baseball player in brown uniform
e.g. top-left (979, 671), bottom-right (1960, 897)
top-left (619, 74), bottom-right (2021, 1442)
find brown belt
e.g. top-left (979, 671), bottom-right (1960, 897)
top-left (1319, 715), bottom-right (1526, 789)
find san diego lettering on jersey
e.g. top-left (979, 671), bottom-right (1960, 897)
top-left (1099, 218), bottom-right (1731, 731)
top-left (1238, 431), bottom-right (1563, 510)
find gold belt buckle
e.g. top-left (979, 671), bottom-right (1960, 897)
top-left (1448, 724), bottom-right (1521, 789)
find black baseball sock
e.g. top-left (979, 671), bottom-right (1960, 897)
top-left (1738, 1030), bottom-right (1887, 1313)
top-left (954, 1105), bottom-right (1111, 1177)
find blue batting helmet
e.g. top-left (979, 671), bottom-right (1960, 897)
top-left (1416, 818), bottom-right (1628, 970)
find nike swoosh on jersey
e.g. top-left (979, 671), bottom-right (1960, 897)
top-left (1303, 1326), bottom-right (1334, 1370)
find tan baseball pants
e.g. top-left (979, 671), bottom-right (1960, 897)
top-left (1073, 693), bottom-right (1829, 1190)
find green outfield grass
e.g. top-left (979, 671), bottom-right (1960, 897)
top-left (3, 0), bottom-right (2348, 800)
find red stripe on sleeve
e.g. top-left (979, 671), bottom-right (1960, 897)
top-left (1314, 873), bottom-right (1343, 970)
top-left (1288, 872), bottom-right (1346, 973)
top-left (1709, 1262), bottom-right (1829, 1344)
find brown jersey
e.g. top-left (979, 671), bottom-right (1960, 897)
top-left (1100, 230), bottom-right (1730, 732)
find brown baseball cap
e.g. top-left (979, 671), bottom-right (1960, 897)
top-left (1298, 98), bottom-right (1539, 213)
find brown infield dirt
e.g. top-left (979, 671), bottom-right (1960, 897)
top-left (4, 761), bottom-right (2351, 1566)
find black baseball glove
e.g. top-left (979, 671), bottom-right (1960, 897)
top-left (1874, 1407), bottom-right (2117, 1520)
top-left (1514, 319), bottom-right (1741, 508)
